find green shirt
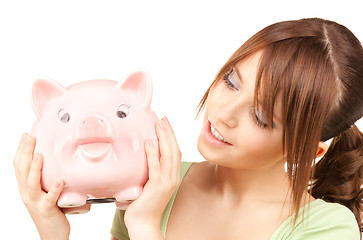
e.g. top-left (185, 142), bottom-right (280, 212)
top-left (111, 162), bottom-right (360, 239)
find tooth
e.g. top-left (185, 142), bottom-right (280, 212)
top-left (210, 123), bottom-right (228, 143)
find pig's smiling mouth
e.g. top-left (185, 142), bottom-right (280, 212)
top-left (77, 137), bottom-right (113, 160)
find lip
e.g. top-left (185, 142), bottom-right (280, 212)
top-left (77, 137), bottom-right (113, 145)
top-left (203, 120), bottom-right (232, 147)
top-left (77, 137), bottom-right (113, 160)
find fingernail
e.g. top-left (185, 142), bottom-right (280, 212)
top-left (147, 139), bottom-right (154, 149)
top-left (22, 133), bottom-right (31, 146)
top-left (158, 119), bottom-right (165, 130)
top-left (164, 116), bottom-right (170, 125)
top-left (32, 153), bottom-right (39, 163)
top-left (55, 179), bottom-right (62, 188)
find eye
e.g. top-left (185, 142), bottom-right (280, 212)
top-left (251, 108), bottom-right (276, 129)
top-left (58, 109), bottom-right (70, 123)
top-left (117, 104), bottom-right (129, 118)
top-left (223, 68), bottom-right (241, 91)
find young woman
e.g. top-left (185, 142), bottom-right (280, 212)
top-left (14, 18), bottom-right (362, 240)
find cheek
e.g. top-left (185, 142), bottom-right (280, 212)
top-left (208, 83), bottom-right (230, 104)
top-left (236, 129), bottom-right (284, 159)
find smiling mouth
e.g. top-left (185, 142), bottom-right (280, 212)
top-left (77, 137), bottom-right (113, 159)
top-left (209, 122), bottom-right (231, 145)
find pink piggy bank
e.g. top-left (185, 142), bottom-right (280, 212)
top-left (31, 70), bottom-right (158, 213)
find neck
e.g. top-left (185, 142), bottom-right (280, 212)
top-left (209, 161), bottom-right (291, 205)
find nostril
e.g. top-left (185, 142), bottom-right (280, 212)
top-left (80, 118), bottom-right (102, 130)
top-left (77, 116), bottom-right (111, 139)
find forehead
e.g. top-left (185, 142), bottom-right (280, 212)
top-left (237, 51), bottom-right (263, 69)
top-left (54, 79), bottom-right (134, 109)
top-left (69, 79), bottom-right (118, 95)
top-left (235, 51), bottom-right (283, 123)
top-left (234, 51), bottom-right (263, 92)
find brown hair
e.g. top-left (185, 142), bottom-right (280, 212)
top-left (198, 18), bottom-right (363, 232)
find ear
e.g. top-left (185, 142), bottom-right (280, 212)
top-left (118, 70), bottom-right (153, 110)
top-left (32, 78), bottom-right (66, 119)
top-left (316, 141), bottom-right (329, 158)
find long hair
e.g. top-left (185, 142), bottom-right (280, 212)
top-left (197, 18), bottom-right (363, 231)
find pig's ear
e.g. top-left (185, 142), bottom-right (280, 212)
top-left (118, 70), bottom-right (153, 110)
top-left (32, 78), bottom-right (66, 119)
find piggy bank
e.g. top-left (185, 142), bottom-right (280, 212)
top-left (31, 70), bottom-right (158, 213)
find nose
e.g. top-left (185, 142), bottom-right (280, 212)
top-left (77, 115), bottom-right (110, 138)
top-left (214, 99), bottom-right (244, 129)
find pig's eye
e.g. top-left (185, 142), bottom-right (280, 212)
top-left (58, 109), bottom-right (70, 123)
top-left (117, 104), bottom-right (129, 119)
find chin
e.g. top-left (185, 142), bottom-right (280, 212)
top-left (197, 134), bottom-right (224, 165)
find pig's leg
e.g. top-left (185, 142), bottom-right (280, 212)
top-left (61, 205), bottom-right (91, 215)
top-left (114, 186), bottom-right (143, 209)
top-left (57, 191), bottom-right (88, 208)
top-left (115, 201), bottom-right (129, 210)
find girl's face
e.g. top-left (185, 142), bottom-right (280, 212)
top-left (197, 52), bottom-right (286, 170)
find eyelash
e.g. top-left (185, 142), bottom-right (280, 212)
top-left (222, 69), bottom-right (238, 91)
top-left (251, 109), bottom-right (268, 129)
top-left (251, 108), bottom-right (276, 130)
top-left (222, 69), bottom-right (275, 130)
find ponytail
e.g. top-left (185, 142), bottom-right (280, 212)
top-left (312, 124), bottom-right (363, 232)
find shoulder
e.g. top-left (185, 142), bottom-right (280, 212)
top-left (181, 161), bottom-right (194, 171)
top-left (179, 161), bottom-right (195, 182)
top-left (292, 199), bottom-right (360, 239)
top-left (181, 161), bottom-right (214, 185)
top-left (308, 200), bottom-right (357, 226)
top-left (309, 199), bottom-right (355, 220)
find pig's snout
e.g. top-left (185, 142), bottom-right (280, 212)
top-left (76, 115), bottom-right (113, 161)
top-left (77, 115), bottom-right (111, 139)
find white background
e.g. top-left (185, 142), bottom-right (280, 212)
top-left (1, 0), bottom-right (362, 239)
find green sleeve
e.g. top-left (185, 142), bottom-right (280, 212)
top-left (295, 204), bottom-right (360, 240)
top-left (110, 209), bottom-right (130, 240)
top-left (271, 200), bottom-right (360, 240)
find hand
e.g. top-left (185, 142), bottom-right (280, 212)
top-left (124, 117), bottom-right (182, 239)
top-left (13, 133), bottom-right (70, 240)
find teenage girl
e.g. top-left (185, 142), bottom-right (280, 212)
top-left (14, 18), bottom-right (362, 240)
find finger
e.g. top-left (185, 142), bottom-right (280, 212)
top-left (27, 153), bottom-right (43, 198)
top-left (44, 179), bottom-right (64, 210)
top-left (158, 117), bottom-right (181, 177)
top-left (155, 118), bottom-right (173, 173)
top-left (162, 117), bottom-right (182, 170)
top-left (14, 133), bottom-right (34, 164)
top-left (145, 139), bottom-right (160, 182)
top-left (14, 133), bottom-right (36, 186)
